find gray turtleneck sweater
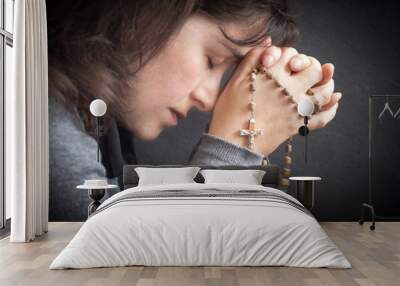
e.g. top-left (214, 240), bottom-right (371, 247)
top-left (49, 95), bottom-right (269, 221)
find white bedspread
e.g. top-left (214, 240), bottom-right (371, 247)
top-left (50, 183), bottom-right (351, 269)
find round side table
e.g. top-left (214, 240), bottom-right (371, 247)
top-left (76, 184), bottom-right (118, 217)
top-left (289, 176), bottom-right (322, 210)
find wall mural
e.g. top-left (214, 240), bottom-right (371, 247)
top-left (47, 0), bottom-right (351, 222)
top-left (378, 96), bottom-right (400, 119)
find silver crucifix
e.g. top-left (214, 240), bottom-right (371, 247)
top-left (239, 117), bottom-right (263, 149)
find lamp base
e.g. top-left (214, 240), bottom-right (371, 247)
top-left (88, 189), bottom-right (106, 217)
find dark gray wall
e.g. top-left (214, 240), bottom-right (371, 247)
top-left (134, 0), bottom-right (400, 221)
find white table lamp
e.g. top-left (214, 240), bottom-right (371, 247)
top-left (89, 99), bottom-right (107, 162)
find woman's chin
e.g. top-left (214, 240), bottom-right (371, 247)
top-left (134, 126), bottom-right (162, 141)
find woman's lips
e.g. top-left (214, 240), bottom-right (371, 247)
top-left (168, 108), bottom-right (187, 126)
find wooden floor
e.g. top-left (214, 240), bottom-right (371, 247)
top-left (0, 222), bottom-right (399, 286)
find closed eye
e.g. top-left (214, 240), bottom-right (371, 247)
top-left (207, 56), bottom-right (215, 70)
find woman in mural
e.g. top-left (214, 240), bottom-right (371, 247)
top-left (47, 0), bottom-right (341, 220)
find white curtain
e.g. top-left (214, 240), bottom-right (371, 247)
top-left (7, 0), bottom-right (49, 242)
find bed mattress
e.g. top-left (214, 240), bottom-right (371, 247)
top-left (50, 183), bottom-right (351, 269)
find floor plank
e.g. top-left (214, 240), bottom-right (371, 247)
top-left (0, 222), bottom-right (399, 286)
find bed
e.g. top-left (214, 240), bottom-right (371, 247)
top-left (49, 164), bottom-right (351, 269)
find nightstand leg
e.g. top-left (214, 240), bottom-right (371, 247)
top-left (296, 181), bottom-right (315, 210)
top-left (308, 181), bottom-right (315, 210)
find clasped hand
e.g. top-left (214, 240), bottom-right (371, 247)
top-left (208, 44), bottom-right (342, 156)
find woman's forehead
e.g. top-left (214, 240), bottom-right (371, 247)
top-left (218, 16), bottom-right (272, 45)
top-left (220, 16), bottom-right (269, 37)
top-left (218, 24), bottom-right (272, 58)
top-left (194, 11), bottom-right (271, 43)
top-left (187, 13), bottom-right (271, 59)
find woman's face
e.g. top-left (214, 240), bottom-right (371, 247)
top-left (123, 13), bottom-right (270, 141)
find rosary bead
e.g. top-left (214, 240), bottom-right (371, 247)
top-left (249, 83), bottom-right (255, 92)
top-left (286, 144), bottom-right (293, 152)
top-left (288, 96), bottom-right (296, 104)
top-left (250, 101), bottom-right (256, 111)
top-left (284, 155), bottom-right (292, 165)
top-left (282, 88), bottom-right (289, 96)
top-left (312, 104), bottom-right (320, 115)
top-left (261, 158), bottom-right (268, 166)
top-left (265, 71), bottom-right (273, 79)
top-left (250, 73), bottom-right (256, 81)
top-left (280, 178), bottom-right (290, 187)
top-left (282, 167), bottom-right (291, 177)
top-left (306, 89), bottom-right (315, 96)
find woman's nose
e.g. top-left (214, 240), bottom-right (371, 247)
top-left (190, 87), bottom-right (218, 112)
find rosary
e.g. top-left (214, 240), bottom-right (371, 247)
top-left (239, 65), bottom-right (316, 186)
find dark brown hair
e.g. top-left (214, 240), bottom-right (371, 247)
top-left (47, 0), bottom-right (299, 132)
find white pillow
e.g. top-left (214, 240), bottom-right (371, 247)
top-left (135, 167), bottom-right (200, 186)
top-left (200, 169), bottom-right (266, 185)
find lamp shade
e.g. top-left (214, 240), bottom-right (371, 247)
top-left (297, 98), bottom-right (315, 117)
top-left (90, 99), bottom-right (107, 117)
